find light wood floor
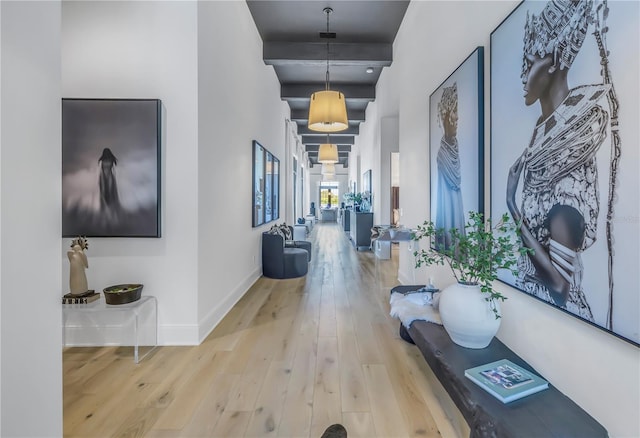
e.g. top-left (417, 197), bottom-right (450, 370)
top-left (64, 223), bottom-right (460, 437)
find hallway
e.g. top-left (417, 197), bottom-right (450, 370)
top-left (63, 223), bottom-right (458, 437)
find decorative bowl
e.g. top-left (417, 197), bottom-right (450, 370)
top-left (103, 284), bottom-right (143, 305)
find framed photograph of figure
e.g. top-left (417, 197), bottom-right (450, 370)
top-left (253, 141), bottom-right (266, 227)
top-left (429, 47), bottom-right (484, 251)
top-left (490, 0), bottom-right (639, 346)
top-left (62, 98), bottom-right (162, 238)
top-left (252, 140), bottom-right (280, 227)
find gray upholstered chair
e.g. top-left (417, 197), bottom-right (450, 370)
top-left (285, 225), bottom-right (311, 261)
top-left (262, 232), bottom-right (308, 279)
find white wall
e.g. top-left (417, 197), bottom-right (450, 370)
top-left (387, 1), bottom-right (639, 436)
top-left (196, 1), bottom-right (289, 340)
top-left (62, 1), bottom-right (200, 344)
top-left (379, 117), bottom-right (399, 225)
top-left (354, 74), bottom-right (400, 226)
top-left (1, 2), bottom-right (63, 436)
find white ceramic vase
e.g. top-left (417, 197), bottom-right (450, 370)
top-left (438, 282), bottom-right (501, 349)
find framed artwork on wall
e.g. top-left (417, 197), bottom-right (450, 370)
top-left (363, 169), bottom-right (372, 195)
top-left (265, 151), bottom-right (274, 223)
top-left (362, 169), bottom-right (372, 212)
top-left (252, 140), bottom-right (280, 227)
top-left (253, 141), bottom-right (265, 227)
top-left (429, 47), bottom-right (484, 251)
top-left (62, 98), bottom-right (162, 238)
top-left (490, 0), bottom-right (639, 346)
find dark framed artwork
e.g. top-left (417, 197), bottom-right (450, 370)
top-left (363, 169), bottom-right (372, 195)
top-left (265, 151), bottom-right (274, 223)
top-left (253, 141), bottom-right (265, 227)
top-left (252, 140), bottom-right (280, 227)
top-left (273, 157), bottom-right (280, 220)
top-left (490, 1), bottom-right (639, 346)
top-left (362, 169), bottom-right (372, 212)
top-left (62, 98), bottom-right (161, 237)
top-left (429, 47), bottom-right (484, 251)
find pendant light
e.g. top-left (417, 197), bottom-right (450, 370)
top-left (321, 162), bottom-right (336, 176)
top-left (308, 7), bottom-right (348, 133)
top-left (318, 142), bottom-right (339, 163)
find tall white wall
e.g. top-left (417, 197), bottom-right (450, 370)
top-left (386, 1), bottom-right (640, 436)
top-left (379, 117), bottom-right (399, 225)
top-left (196, 1), bottom-right (289, 339)
top-left (1, 2), bottom-right (62, 435)
top-left (62, 1), bottom-right (200, 344)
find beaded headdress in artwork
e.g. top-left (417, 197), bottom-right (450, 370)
top-left (522, 0), bottom-right (593, 79)
top-left (437, 82), bottom-right (457, 129)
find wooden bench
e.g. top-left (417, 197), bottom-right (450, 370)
top-left (391, 285), bottom-right (607, 438)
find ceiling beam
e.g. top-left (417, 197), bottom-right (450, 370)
top-left (302, 135), bottom-right (354, 145)
top-left (264, 42), bottom-right (392, 66)
top-left (306, 145), bottom-right (351, 153)
top-left (282, 84), bottom-right (375, 102)
top-left (290, 108), bottom-right (365, 122)
top-left (297, 124), bottom-right (359, 136)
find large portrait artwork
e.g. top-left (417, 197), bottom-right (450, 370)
top-left (252, 140), bottom-right (280, 227)
top-left (490, 0), bottom-right (639, 346)
top-left (429, 47), bottom-right (484, 251)
top-left (62, 99), bottom-right (162, 238)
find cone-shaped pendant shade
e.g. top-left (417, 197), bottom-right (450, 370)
top-left (321, 162), bottom-right (336, 175)
top-left (318, 144), bottom-right (339, 163)
top-left (308, 90), bottom-right (348, 132)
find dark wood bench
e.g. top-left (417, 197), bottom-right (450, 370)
top-left (391, 285), bottom-right (607, 438)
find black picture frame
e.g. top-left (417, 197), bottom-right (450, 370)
top-left (252, 140), bottom-right (280, 227)
top-left (62, 98), bottom-right (162, 238)
top-left (429, 47), bottom-right (484, 251)
top-left (363, 169), bottom-right (372, 195)
top-left (490, 1), bottom-right (639, 346)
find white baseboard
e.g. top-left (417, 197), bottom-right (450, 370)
top-left (197, 266), bottom-right (262, 344)
top-left (158, 324), bottom-right (200, 345)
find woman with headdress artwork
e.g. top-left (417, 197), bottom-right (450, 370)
top-left (506, 0), bottom-right (619, 322)
top-left (435, 83), bottom-right (465, 250)
top-left (98, 147), bottom-right (121, 219)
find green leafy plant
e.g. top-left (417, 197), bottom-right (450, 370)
top-left (412, 212), bottom-right (532, 318)
top-left (343, 192), bottom-right (368, 205)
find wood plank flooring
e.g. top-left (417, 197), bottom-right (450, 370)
top-left (63, 222), bottom-right (458, 437)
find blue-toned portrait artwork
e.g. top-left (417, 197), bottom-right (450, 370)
top-left (429, 47), bottom-right (484, 251)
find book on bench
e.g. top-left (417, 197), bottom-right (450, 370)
top-left (62, 290), bottom-right (100, 304)
top-left (465, 359), bottom-right (549, 403)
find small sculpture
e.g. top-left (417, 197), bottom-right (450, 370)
top-left (68, 236), bottom-right (89, 296)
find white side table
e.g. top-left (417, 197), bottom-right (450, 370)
top-left (293, 224), bottom-right (307, 241)
top-left (62, 295), bottom-right (158, 363)
top-left (305, 214), bottom-right (315, 231)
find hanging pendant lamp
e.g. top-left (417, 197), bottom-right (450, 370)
top-left (321, 162), bottom-right (336, 176)
top-left (318, 143), bottom-right (339, 163)
top-left (308, 7), bottom-right (348, 133)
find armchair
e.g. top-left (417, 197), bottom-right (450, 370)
top-left (284, 225), bottom-right (311, 261)
top-left (262, 232), bottom-right (308, 279)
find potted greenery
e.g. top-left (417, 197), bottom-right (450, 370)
top-left (412, 211), bottom-right (531, 348)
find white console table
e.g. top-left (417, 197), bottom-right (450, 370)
top-left (62, 295), bottom-right (158, 363)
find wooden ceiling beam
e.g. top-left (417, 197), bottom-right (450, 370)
top-left (306, 146), bottom-right (351, 153)
top-left (290, 109), bottom-right (365, 122)
top-left (282, 84), bottom-right (375, 102)
top-left (302, 135), bottom-right (354, 145)
top-left (264, 42), bottom-right (392, 66)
